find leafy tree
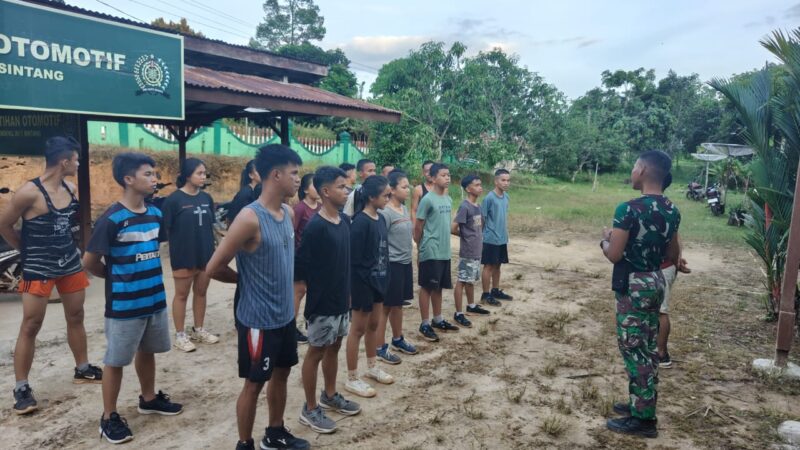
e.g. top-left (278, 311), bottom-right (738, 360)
top-left (150, 17), bottom-right (205, 37)
top-left (253, 0), bottom-right (325, 50)
top-left (710, 29), bottom-right (800, 319)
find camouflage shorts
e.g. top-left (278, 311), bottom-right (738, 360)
top-left (457, 258), bottom-right (481, 284)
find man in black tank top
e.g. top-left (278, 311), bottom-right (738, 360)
top-left (0, 137), bottom-right (102, 415)
top-left (410, 160), bottom-right (435, 222)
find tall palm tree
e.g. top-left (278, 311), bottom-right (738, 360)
top-left (710, 29), bottom-right (800, 320)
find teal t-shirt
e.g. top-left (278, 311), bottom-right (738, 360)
top-left (482, 190), bottom-right (509, 245)
top-left (417, 191), bottom-right (452, 261)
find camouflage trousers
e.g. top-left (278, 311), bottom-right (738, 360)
top-left (615, 270), bottom-right (665, 420)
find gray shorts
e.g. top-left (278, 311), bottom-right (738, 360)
top-left (103, 309), bottom-right (171, 367)
top-left (306, 313), bottom-right (350, 348)
top-left (457, 258), bottom-right (481, 284)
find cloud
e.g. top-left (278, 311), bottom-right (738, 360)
top-left (338, 35), bottom-right (430, 69)
top-left (786, 3), bottom-right (800, 18)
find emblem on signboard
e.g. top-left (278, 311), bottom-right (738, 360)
top-left (134, 55), bottom-right (171, 98)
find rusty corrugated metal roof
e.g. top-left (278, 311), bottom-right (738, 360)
top-left (185, 66), bottom-right (400, 116)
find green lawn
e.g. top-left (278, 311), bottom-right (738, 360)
top-left (493, 167), bottom-right (748, 248)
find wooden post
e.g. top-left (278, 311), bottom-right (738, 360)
top-left (592, 162), bottom-right (599, 192)
top-left (775, 158), bottom-right (800, 366)
top-left (77, 115), bottom-right (92, 251)
top-left (280, 116), bottom-right (290, 145)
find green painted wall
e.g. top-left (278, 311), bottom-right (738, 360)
top-left (87, 120), bottom-right (367, 165)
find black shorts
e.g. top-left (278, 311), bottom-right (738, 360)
top-left (351, 278), bottom-right (383, 312)
top-left (418, 259), bottom-right (453, 291)
top-left (237, 319), bottom-right (299, 383)
top-left (385, 262), bottom-right (413, 307)
top-left (481, 243), bottom-right (509, 265)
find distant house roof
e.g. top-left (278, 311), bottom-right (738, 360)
top-left (185, 66), bottom-right (400, 123)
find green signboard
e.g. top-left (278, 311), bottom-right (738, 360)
top-left (0, 0), bottom-right (184, 120)
top-left (0, 109), bottom-right (79, 156)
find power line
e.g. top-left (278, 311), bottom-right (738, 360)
top-left (95, 0), bottom-right (144, 23)
top-left (121, 0), bottom-right (252, 40)
top-left (180, 0), bottom-right (259, 29)
top-left (139, 0), bottom-right (256, 34)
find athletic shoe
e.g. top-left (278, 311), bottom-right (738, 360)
top-left (491, 288), bottom-right (513, 300)
top-left (606, 416), bottom-right (658, 438)
top-left (376, 344), bottom-right (402, 364)
top-left (12, 385), bottom-right (37, 415)
top-left (345, 378), bottom-right (376, 398)
top-left (402, 300), bottom-right (413, 308)
top-left (138, 390), bottom-right (183, 415)
top-left (74, 364), bottom-right (103, 384)
top-left (261, 425), bottom-right (310, 449)
top-left (99, 412), bottom-right (134, 444)
top-left (481, 293), bottom-right (502, 307)
top-left (613, 402), bottom-right (630, 415)
top-left (296, 328), bottom-right (308, 345)
top-left (189, 327), bottom-right (220, 344)
top-left (419, 324), bottom-right (439, 342)
top-left (454, 313), bottom-right (472, 328)
top-left (173, 335), bottom-right (196, 352)
top-left (466, 304), bottom-right (490, 315)
top-left (659, 352), bottom-right (673, 368)
top-left (299, 403), bottom-right (337, 434)
top-left (431, 319), bottom-right (459, 332)
top-left (236, 439), bottom-right (256, 450)
top-left (365, 366), bottom-right (395, 385)
top-left (391, 336), bottom-right (418, 355)
top-left (319, 390), bottom-right (361, 416)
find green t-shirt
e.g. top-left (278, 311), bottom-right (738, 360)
top-left (613, 195), bottom-right (681, 272)
top-left (417, 191), bottom-right (452, 261)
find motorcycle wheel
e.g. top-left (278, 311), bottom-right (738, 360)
top-left (711, 204), bottom-right (723, 216)
top-left (0, 262), bottom-right (21, 293)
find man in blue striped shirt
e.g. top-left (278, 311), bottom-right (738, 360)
top-left (83, 153), bottom-right (182, 445)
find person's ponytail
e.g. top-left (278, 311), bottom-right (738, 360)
top-left (354, 175), bottom-right (389, 215)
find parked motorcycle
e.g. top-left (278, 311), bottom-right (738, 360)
top-left (706, 184), bottom-right (725, 216)
top-left (146, 182), bottom-right (172, 210)
top-left (686, 181), bottom-right (705, 201)
top-left (0, 187), bottom-right (21, 293)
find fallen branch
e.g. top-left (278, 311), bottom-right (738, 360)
top-left (564, 373), bottom-right (603, 379)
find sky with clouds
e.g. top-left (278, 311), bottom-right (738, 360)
top-left (67, 0), bottom-right (800, 99)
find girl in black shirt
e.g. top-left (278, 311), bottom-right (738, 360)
top-left (345, 176), bottom-right (394, 398)
top-left (162, 158), bottom-right (219, 352)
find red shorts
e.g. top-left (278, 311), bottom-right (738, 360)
top-left (19, 271), bottom-right (90, 298)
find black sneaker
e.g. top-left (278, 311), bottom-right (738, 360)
top-left (453, 313), bottom-right (472, 328)
top-left (419, 323), bottom-right (439, 342)
top-left (431, 319), bottom-right (459, 332)
top-left (606, 416), bottom-right (658, 438)
top-left (659, 352), bottom-right (673, 368)
top-left (466, 304), bottom-right (490, 315)
top-left (491, 288), bottom-right (513, 300)
top-left (613, 402), bottom-right (630, 415)
top-left (13, 384), bottom-right (38, 415)
top-left (137, 390), bottom-right (183, 416)
top-left (261, 425), bottom-right (310, 449)
top-left (296, 328), bottom-right (308, 345)
top-left (74, 364), bottom-right (103, 384)
top-left (481, 293), bottom-right (501, 307)
top-left (236, 438), bottom-right (256, 450)
top-left (99, 412), bottom-right (134, 444)
top-left (402, 300), bottom-right (412, 308)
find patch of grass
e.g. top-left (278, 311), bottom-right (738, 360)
top-left (543, 262), bottom-right (561, 272)
top-left (513, 272), bottom-right (524, 281)
top-left (506, 165), bottom-right (746, 247)
top-left (463, 403), bottom-right (486, 420)
top-left (478, 322), bottom-right (489, 336)
top-left (539, 415), bottom-right (569, 437)
top-left (541, 361), bottom-right (558, 378)
top-left (504, 384), bottom-right (527, 404)
top-left (555, 239), bottom-right (571, 248)
top-left (554, 396), bottom-right (572, 415)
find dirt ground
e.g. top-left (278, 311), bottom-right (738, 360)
top-left (0, 230), bottom-right (796, 449)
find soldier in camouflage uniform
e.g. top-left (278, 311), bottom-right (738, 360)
top-left (600, 150), bottom-right (681, 438)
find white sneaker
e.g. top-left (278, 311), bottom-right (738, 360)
top-left (364, 366), bottom-right (395, 385)
top-left (189, 327), bottom-right (219, 344)
top-left (173, 335), bottom-right (196, 352)
top-left (344, 378), bottom-right (376, 398)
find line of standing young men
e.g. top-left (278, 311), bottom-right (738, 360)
top-left (0, 140), bottom-right (513, 449)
